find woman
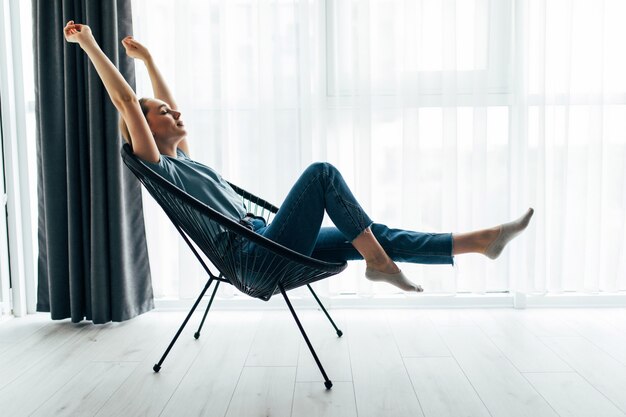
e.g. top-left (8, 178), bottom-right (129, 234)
top-left (64, 21), bottom-right (534, 293)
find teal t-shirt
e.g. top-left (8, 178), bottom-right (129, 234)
top-left (142, 148), bottom-right (247, 221)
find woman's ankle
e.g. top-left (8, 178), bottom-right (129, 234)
top-left (477, 227), bottom-right (501, 255)
top-left (366, 258), bottom-right (400, 274)
top-left (452, 228), bottom-right (500, 255)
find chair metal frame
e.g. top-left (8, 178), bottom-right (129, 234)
top-left (121, 143), bottom-right (346, 389)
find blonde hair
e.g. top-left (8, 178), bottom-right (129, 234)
top-left (119, 97), bottom-right (151, 146)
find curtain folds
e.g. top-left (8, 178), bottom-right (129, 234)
top-left (512, 0), bottom-right (626, 293)
top-left (132, 0), bottom-right (625, 300)
top-left (34, 0), bottom-right (154, 323)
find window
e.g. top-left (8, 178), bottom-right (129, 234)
top-left (131, 0), bottom-right (626, 297)
top-left (326, 0), bottom-right (513, 101)
top-left (0, 95), bottom-right (11, 316)
top-left (0, 0), bottom-right (37, 316)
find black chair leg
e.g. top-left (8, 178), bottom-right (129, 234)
top-left (153, 277), bottom-right (214, 372)
top-left (307, 284), bottom-right (343, 337)
top-left (195, 280), bottom-right (220, 339)
top-left (278, 283), bottom-right (333, 390)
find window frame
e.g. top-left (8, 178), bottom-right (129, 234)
top-left (324, 0), bottom-right (514, 106)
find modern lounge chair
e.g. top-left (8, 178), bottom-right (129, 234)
top-left (121, 143), bottom-right (347, 389)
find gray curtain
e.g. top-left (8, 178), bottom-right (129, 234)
top-left (34, 0), bottom-right (154, 323)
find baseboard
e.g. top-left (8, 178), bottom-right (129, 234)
top-left (524, 292), bottom-right (626, 308)
top-left (154, 291), bottom-right (626, 311)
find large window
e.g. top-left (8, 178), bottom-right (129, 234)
top-left (0, 94), bottom-right (11, 316)
top-left (0, 0), bottom-right (37, 316)
top-left (131, 0), bottom-right (626, 299)
top-left (4, 0), bottom-right (623, 310)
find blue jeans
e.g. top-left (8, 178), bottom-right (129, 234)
top-left (241, 162), bottom-right (455, 267)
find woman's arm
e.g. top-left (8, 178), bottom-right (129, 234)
top-left (121, 36), bottom-right (190, 156)
top-left (64, 21), bottom-right (160, 163)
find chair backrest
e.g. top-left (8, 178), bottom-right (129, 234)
top-left (120, 144), bottom-right (346, 301)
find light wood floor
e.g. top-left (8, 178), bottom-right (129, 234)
top-left (1, 307), bottom-right (626, 417)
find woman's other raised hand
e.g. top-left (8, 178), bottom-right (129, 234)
top-left (63, 21), bottom-right (94, 46)
top-left (121, 36), bottom-right (152, 62)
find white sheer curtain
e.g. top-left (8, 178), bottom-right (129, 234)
top-left (512, 0), bottom-right (626, 293)
top-left (131, 0), bottom-right (626, 301)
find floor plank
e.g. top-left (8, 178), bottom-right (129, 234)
top-left (295, 309), bottom-right (352, 383)
top-left (386, 309), bottom-right (451, 357)
top-left (427, 309), bottom-right (477, 327)
top-left (346, 309), bottom-right (425, 417)
top-left (404, 357), bottom-right (492, 417)
top-left (0, 312), bottom-right (51, 343)
top-left (524, 372), bottom-right (626, 417)
top-left (83, 311), bottom-right (177, 362)
top-left (547, 309), bottom-right (626, 366)
top-left (539, 335), bottom-right (626, 413)
top-left (0, 320), bottom-right (91, 390)
top-left (0, 322), bottom-right (111, 417)
top-left (587, 308), bottom-right (626, 335)
top-left (501, 309), bottom-right (580, 338)
top-left (30, 361), bottom-right (138, 417)
top-left (292, 381), bottom-right (358, 417)
top-left (158, 311), bottom-right (262, 417)
top-left (436, 325), bottom-right (559, 417)
top-left (471, 309), bottom-right (573, 372)
top-left (245, 310), bottom-right (300, 366)
top-left (95, 311), bottom-right (223, 417)
top-left (224, 366), bottom-right (296, 417)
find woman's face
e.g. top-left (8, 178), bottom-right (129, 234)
top-left (144, 98), bottom-right (186, 144)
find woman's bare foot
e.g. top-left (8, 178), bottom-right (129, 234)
top-left (365, 257), bottom-right (423, 292)
top-left (351, 227), bottom-right (422, 291)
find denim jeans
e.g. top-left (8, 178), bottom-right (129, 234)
top-left (241, 162), bottom-right (455, 267)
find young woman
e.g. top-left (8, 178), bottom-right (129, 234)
top-left (64, 21), bottom-right (534, 293)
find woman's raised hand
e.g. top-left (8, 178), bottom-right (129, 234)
top-left (63, 21), bottom-right (94, 45)
top-left (121, 36), bottom-right (151, 61)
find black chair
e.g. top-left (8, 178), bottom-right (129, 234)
top-left (121, 143), bottom-right (346, 389)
